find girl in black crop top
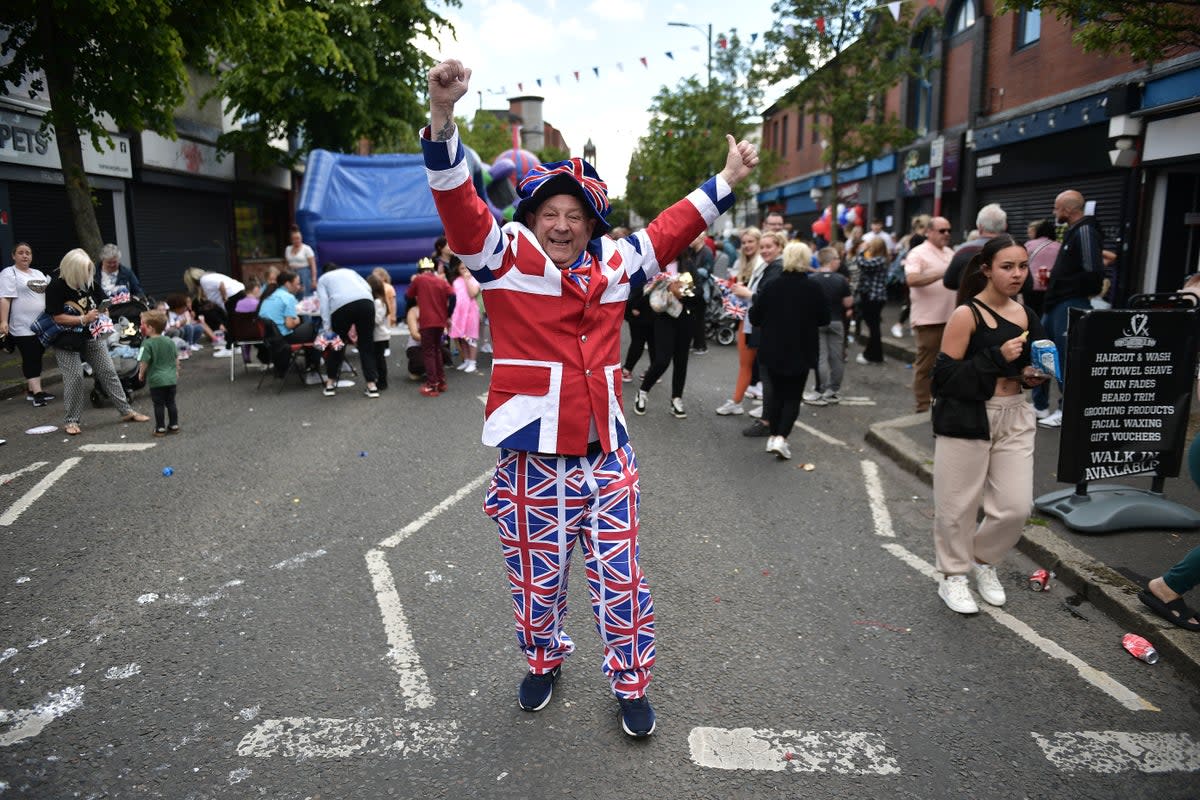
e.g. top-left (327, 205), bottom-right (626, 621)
top-left (939, 235), bottom-right (1050, 400)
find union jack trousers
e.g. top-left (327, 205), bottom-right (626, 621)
top-left (483, 442), bottom-right (655, 699)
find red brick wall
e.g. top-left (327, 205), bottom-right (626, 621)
top-left (942, 38), bottom-right (975, 128)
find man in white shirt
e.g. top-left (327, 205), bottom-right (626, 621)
top-left (904, 217), bottom-right (956, 412)
top-left (861, 218), bottom-right (896, 256)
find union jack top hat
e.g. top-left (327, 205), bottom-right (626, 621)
top-left (515, 158), bottom-right (611, 236)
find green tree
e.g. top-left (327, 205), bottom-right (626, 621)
top-left (0, 0), bottom-right (252, 257)
top-left (536, 145), bottom-right (570, 164)
top-left (757, 1), bottom-right (939, 244)
top-left (211, 0), bottom-right (458, 162)
top-left (997, 0), bottom-right (1200, 63)
top-left (458, 110), bottom-right (514, 163)
top-left (625, 31), bottom-right (769, 221)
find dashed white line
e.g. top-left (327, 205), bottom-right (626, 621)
top-left (860, 460), bottom-right (895, 538)
top-left (77, 443), bottom-right (157, 452)
top-left (688, 726), bottom-right (900, 774)
top-left (1034, 731), bottom-right (1200, 773)
top-left (237, 717), bottom-right (459, 759)
top-left (0, 457), bottom-right (82, 527)
top-left (793, 420), bottom-right (846, 447)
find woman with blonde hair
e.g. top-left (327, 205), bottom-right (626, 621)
top-left (715, 227), bottom-right (765, 416)
top-left (46, 248), bottom-right (149, 435)
top-left (748, 241), bottom-right (829, 459)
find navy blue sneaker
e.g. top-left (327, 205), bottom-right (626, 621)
top-left (518, 665), bottom-right (561, 711)
top-left (618, 695), bottom-right (656, 737)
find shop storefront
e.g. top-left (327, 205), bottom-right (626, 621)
top-left (131, 131), bottom-right (234, 298)
top-left (233, 160), bottom-right (293, 288)
top-left (897, 135), bottom-right (962, 235)
top-left (0, 107), bottom-right (132, 268)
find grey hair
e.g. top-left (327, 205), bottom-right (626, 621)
top-left (975, 203), bottom-right (1007, 235)
top-left (99, 243), bottom-right (121, 262)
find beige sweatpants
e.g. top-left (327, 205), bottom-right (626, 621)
top-left (933, 393), bottom-right (1035, 576)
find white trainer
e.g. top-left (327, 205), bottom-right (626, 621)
top-left (715, 399), bottom-right (744, 416)
top-left (1038, 409), bottom-right (1063, 428)
top-left (972, 563), bottom-right (1007, 606)
top-left (745, 383), bottom-right (763, 400)
top-left (748, 404), bottom-right (763, 419)
top-left (938, 575), bottom-right (979, 614)
top-left (774, 438), bottom-right (791, 460)
top-left (765, 435), bottom-right (779, 454)
top-left (1034, 406), bottom-right (1052, 420)
top-left (890, 323), bottom-right (903, 338)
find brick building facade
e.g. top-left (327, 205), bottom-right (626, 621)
top-left (758, 0), bottom-right (1200, 301)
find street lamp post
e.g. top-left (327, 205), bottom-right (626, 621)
top-left (667, 21), bottom-right (712, 88)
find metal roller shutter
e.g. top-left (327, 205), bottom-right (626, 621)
top-left (977, 172), bottom-right (1127, 248)
top-left (132, 183), bottom-right (231, 299)
top-left (8, 182), bottom-right (117, 268)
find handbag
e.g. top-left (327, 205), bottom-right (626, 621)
top-left (31, 300), bottom-right (86, 349)
top-left (30, 312), bottom-right (63, 347)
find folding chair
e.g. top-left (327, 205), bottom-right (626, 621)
top-left (256, 320), bottom-right (318, 393)
top-left (226, 311), bottom-right (267, 382)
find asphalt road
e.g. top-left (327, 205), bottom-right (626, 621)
top-left (2, 340), bottom-right (1199, 799)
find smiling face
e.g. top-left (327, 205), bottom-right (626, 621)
top-left (528, 193), bottom-right (597, 268)
top-left (740, 233), bottom-right (760, 259)
top-left (984, 244), bottom-right (1030, 297)
top-left (758, 235), bottom-right (782, 263)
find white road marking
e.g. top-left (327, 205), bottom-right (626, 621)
top-left (104, 663), bottom-right (142, 680)
top-left (793, 420), bottom-right (845, 447)
top-left (1033, 731), bottom-right (1200, 773)
top-left (77, 443), bottom-right (156, 452)
top-left (0, 457), bottom-right (81, 527)
top-left (0, 686), bottom-right (85, 747)
top-left (377, 470), bottom-right (491, 550)
top-left (881, 542), bottom-right (1158, 712)
top-left (0, 461), bottom-right (48, 485)
top-left (688, 726), bottom-right (900, 774)
top-left (860, 460), bottom-right (895, 538)
top-left (270, 549), bottom-right (327, 570)
top-left (836, 396), bottom-right (876, 406)
top-left (365, 548), bottom-right (434, 710)
top-left (237, 717), bottom-right (459, 759)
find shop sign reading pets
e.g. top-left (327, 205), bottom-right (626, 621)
top-left (1065, 310), bottom-right (1195, 484)
top-left (0, 109), bottom-right (132, 178)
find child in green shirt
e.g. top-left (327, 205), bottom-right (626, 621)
top-left (137, 310), bottom-right (180, 437)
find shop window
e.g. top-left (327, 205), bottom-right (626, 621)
top-left (234, 200), bottom-right (282, 261)
top-left (1016, 9), bottom-right (1041, 49)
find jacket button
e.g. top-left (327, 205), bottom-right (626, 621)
top-left (585, 369), bottom-right (592, 376)
top-left (580, 334), bottom-right (588, 342)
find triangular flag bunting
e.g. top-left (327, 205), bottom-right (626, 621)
top-left (617, 62), bottom-right (623, 71)
top-left (536, 78), bottom-right (542, 87)
top-left (816, 16), bottom-right (826, 35)
top-left (518, 82), bottom-right (523, 91)
top-left (592, 66), bottom-right (599, 77)
top-left (574, 70), bottom-right (580, 81)
top-left (665, 51), bottom-right (674, 60)
top-left (640, 56), bottom-right (648, 67)
top-left (750, 32), bottom-right (758, 44)
top-left (888, 2), bottom-right (901, 20)
top-left (717, 37), bottom-right (727, 49)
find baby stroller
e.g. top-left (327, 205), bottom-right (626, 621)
top-left (89, 297), bottom-right (149, 407)
top-left (705, 275), bottom-right (740, 347)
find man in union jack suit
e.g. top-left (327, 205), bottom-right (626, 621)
top-left (423, 58), bottom-right (758, 738)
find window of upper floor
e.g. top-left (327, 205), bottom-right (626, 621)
top-left (797, 110), bottom-right (804, 150)
top-left (1016, 8), bottom-right (1041, 49)
top-left (781, 115), bottom-right (789, 154)
top-left (946, 0), bottom-right (977, 38)
top-left (907, 30), bottom-right (935, 136)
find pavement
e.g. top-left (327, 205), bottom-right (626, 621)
top-left (871, 331), bottom-right (1200, 687)
top-left (5, 327), bottom-right (1200, 687)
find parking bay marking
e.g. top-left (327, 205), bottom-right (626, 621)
top-left (0, 461), bottom-right (48, 486)
top-left (689, 727), bottom-right (900, 774)
top-left (1033, 731), bottom-right (1200, 773)
top-left (0, 457), bottom-right (81, 527)
top-left (240, 470), bottom-right (491, 759)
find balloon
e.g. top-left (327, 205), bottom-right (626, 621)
top-left (496, 148), bottom-right (541, 185)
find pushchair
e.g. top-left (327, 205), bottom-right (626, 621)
top-left (89, 297), bottom-right (149, 407)
top-left (705, 275), bottom-right (740, 346)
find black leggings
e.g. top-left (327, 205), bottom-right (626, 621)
top-left (623, 318), bottom-right (655, 373)
top-left (149, 385), bottom-right (178, 429)
top-left (858, 299), bottom-right (885, 362)
top-left (765, 368), bottom-right (808, 437)
top-left (327, 298), bottom-right (378, 385)
top-left (639, 311), bottom-right (690, 398)
top-left (13, 334), bottom-right (44, 379)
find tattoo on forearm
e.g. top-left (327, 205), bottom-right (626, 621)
top-left (434, 118), bottom-right (454, 142)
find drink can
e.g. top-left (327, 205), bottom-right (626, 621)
top-left (1028, 568), bottom-right (1053, 591)
top-left (1030, 339), bottom-right (1061, 382)
top-left (1121, 633), bottom-right (1159, 664)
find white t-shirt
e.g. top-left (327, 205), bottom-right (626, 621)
top-left (198, 272), bottom-right (246, 307)
top-left (285, 244), bottom-right (315, 274)
top-left (0, 265), bottom-right (50, 336)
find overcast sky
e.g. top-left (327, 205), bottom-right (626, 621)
top-left (422, 0), bottom-right (782, 198)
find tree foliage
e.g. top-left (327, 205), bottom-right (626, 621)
top-left (997, 0), bottom-right (1200, 63)
top-left (625, 31), bottom-right (770, 221)
top-left (757, 1), bottom-right (939, 242)
top-left (211, 0), bottom-right (458, 162)
top-left (458, 110), bottom-right (515, 164)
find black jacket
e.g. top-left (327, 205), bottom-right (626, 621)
top-left (748, 271), bottom-right (830, 375)
top-left (1045, 215), bottom-right (1104, 308)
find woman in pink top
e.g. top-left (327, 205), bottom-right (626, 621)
top-left (449, 258), bottom-right (481, 373)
